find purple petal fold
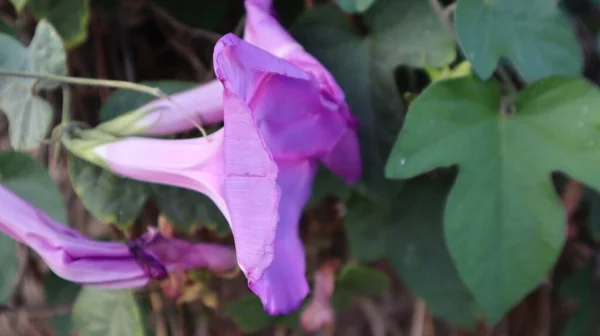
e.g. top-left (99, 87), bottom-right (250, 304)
top-left (70, 27), bottom-right (361, 315)
top-left (0, 185), bottom-right (236, 288)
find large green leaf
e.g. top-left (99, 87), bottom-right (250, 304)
top-left (44, 272), bottom-right (81, 335)
top-left (225, 295), bottom-right (300, 333)
top-left (28, 0), bottom-right (90, 48)
top-left (293, 1), bottom-right (454, 193)
top-left (67, 154), bottom-right (151, 229)
top-left (332, 264), bottom-right (389, 307)
top-left (344, 194), bottom-right (387, 262)
top-left (0, 151), bottom-right (66, 223)
top-left (99, 80), bottom-right (196, 122)
top-left (385, 75), bottom-right (600, 322)
top-left (151, 184), bottom-right (229, 234)
top-left (307, 165), bottom-right (352, 208)
top-left (334, 0), bottom-right (375, 13)
top-left (0, 20), bottom-right (66, 150)
top-left (344, 176), bottom-right (481, 328)
top-left (386, 177), bottom-right (482, 329)
top-left (0, 233), bottom-right (17, 303)
top-left (72, 287), bottom-right (144, 336)
top-left (454, 0), bottom-right (582, 83)
top-left (560, 266), bottom-right (600, 336)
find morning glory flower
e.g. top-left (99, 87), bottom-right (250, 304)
top-left (0, 185), bottom-right (237, 288)
top-left (64, 33), bottom-right (361, 314)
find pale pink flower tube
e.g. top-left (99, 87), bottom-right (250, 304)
top-left (65, 34), bottom-right (361, 315)
top-left (0, 185), bottom-right (237, 287)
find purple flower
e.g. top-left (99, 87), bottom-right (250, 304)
top-left (98, 0), bottom-right (358, 166)
top-left (0, 185), bottom-right (236, 288)
top-left (65, 34), bottom-right (361, 314)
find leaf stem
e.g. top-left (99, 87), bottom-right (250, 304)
top-left (0, 70), bottom-right (163, 97)
top-left (0, 70), bottom-right (208, 138)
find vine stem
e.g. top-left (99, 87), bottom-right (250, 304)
top-left (0, 70), bottom-right (208, 138)
top-left (427, 0), bottom-right (518, 95)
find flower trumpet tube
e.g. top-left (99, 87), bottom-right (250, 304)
top-left (63, 34), bottom-right (361, 314)
top-left (0, 185), bottom-right (237, 288)
top-left (96, 0), bottom-right (357, 150)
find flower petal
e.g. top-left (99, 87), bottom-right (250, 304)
top-left (94, 130), bottom-right (230, 219)
top-left (248, 160), bottom-right (316, 314)
top-left (214, 34), bottom-right (347, 161)
top-left (0, 186), bottom-right (235, 288)
top-left (97, 80), bottom-right (224, 136)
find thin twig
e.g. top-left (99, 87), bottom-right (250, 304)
top-left (357, 297), bottom-right (387, 336)
top-left (149, 291), bottom-right (168, 336)
top-left (147, 4), bottom-right (222, 43)
top-left (409, 299), bottom-right (427, 336)
top-left (0, 304), bottom-right (72, 318)
top-left (118, 2), bottom-right (136, 83)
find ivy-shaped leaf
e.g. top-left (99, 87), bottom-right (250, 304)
top-left (72, 287), bottom-right (144, 336)
top-left (454, 0), bottom-right (582, 82)
top-left (385, 75), bottom-right (600, 323)
top-left (0, 151), bottom-right (67, 223)
top-left (293, 1), bottom-right (454, 193)
top-left (67, 154), bottom-right (151, 229)
top-left (344, 176), bottom-right (482, 328)
top-left (28, 0), bottom-right (91, 48)
top-left (386, 176), bottom-right (482, 329)
top-left (0, 20), bottom-right (66, 150)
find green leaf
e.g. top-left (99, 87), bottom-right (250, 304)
top-left (27, 0), bottom-right (90, 48)
top-left (454, 0), bottom-right (582, 82)
top-left (0, 20), bottom-right (66, 150)
top-left (333, 264), bottom-right (389, 306)
top-left (151, 184), bottom-right (229, 234)
top-left (385, 75), bottom-right (600, 322)
top-left (0, 18), bottom-right (16, 37)
top-left (225, 295), bottom-right (300, 333)
top-left (0, 151), bottom-right (67, 223)
top-left (0, 233), bottom-right (17, 303)
top-left (334, 0), bottom-right (375, 13)
top-left (559, 266), bottom-right (600, 336)
top-left (9, 0), bottom-right (28, 12)
top-left (387, 177), bottom-right (482, 329)
top-left (344, 194), bottom-right (387, 262)
top-left (67, 154), bottom-right (151, 229)
top-left (307, 165), bottom-right (352, 208)
top-left (293, 1), bottom-right (454, 193)
top-left (99, 80), bottom-right (197, 122)
top-left (72, 287), bottom-right (144, 336)
top-left (44, 272), bottom-right (81, 335)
